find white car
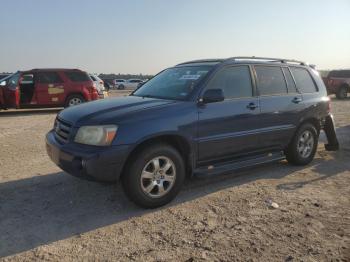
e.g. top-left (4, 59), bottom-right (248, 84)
top-left (90, 74), bottom-right (108, 98)
top-left (118, 79), bottom-right (143, 90)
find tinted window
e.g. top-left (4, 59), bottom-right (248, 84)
top-left (90, 75), bottom-right (96, 81)
top-left (36, 72), bottom-right (63, 84)
top-left (206, 66), bottom-right (253, 99)
top-left (282, 67), bottom-right (297, 93)
top-left (65, 71), bottom-right (90, 82)
top-left (290, 67), bottom-right (317, 93)
top-left (255, 66), bottom-right (287, 95)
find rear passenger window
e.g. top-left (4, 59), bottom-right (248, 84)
top-left (206, 66), bottom-right (253, 99)
top-left (282, 67), bottom-right (297, 93)
top-left (290, 67), bottom-right (317, 93)
top-left (255, 66), bottom-right (287, 95)
top-left (36, 72), bottom-right (63, 83)
top-left (65, 71), bottom-right (90, 82)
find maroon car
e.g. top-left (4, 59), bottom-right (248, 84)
top-left (323, 70), bottom-right (350, 99)
top-left (0, 69), bottom-right (99, 110)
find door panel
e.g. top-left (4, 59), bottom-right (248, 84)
top-left (35, 72), bottom-right (65, 105)
top-left (196, 65), bottom-right (262, 164)
top-left (258, 94), bottom-right (305, 149)
top-left (3, 73), bottom-right (20, 108)
top-left (197, 98), bottom-right (260, 163)
top-left (254, 65), bottom-right (305, 149)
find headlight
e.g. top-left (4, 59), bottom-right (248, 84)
top-left (74, 125), bottom-right (118, 146)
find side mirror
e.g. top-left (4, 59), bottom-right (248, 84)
top-left (201, 89), bottom-right (224, 104)
top-left (0, 80), bottom-right (6, 87)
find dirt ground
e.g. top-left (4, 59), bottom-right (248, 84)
top-left (0, 92), bottom-right (349, 261)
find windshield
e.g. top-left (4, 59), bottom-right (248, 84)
top-left (1, 73), bottom-right (15, 83)
top-left (133, 66), bottom-right (213, 100)
top-left (4, 72), bottom-right (20, 89)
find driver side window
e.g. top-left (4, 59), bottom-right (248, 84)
top-left (205, 66), bottom-right (253, 99)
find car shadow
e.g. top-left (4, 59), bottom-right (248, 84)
top-left (277, 125), bottom-right (350, 190)
top-left (0, 108), bottom-right (61, 117)
top-left (0, 159), bottom-right (339, 258)
top-left (0, 125), bottom-right (349, 258)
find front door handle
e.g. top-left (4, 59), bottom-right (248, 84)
top-left (292, 97), bottom-right (303, 104)
top-left (247, 102), bottom-right (258, 110)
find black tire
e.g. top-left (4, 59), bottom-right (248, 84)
top-left (285, 123), bottom-right (318, 166)
top-left (336, 85), bottom-right (348, 99)
top-left (121, 144), bottom-right (185, 208)
top-left (65, 94), bottom-right (85, 108)
top-left (118, 85), bottom-right (125, 90)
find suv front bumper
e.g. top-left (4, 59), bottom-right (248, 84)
top-left (46, 130), bottom-right (130, 182)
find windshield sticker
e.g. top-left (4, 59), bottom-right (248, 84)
top-left (180, 75), bottom-right (201, 80)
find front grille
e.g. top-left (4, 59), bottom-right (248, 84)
top-left (54, 118), bottom-right (72, 144)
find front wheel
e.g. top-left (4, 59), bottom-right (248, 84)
top-left (285, 123), bottom-right (318, 166)
top-left (122, 144), bottom-right (185, 208)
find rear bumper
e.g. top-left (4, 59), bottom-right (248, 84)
top-left (46, 130), bottom-right (131, 182)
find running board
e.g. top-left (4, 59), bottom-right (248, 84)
top-left (194, 151), bottom-right (285, 177)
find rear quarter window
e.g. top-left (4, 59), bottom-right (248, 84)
top-left (65, 71), bottom-right (91, 82)
top-left (290, 67), bottom-right (317, 93)
top-left (282, 67), bottom-right (298, 93)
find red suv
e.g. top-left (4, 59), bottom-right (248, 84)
top-left (323, 70), bottom-right (350, 99)
top-left (0, 69), bottom-right (99, 110)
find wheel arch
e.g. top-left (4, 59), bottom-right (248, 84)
top-left (120, 134), bottom-right (193, 180)
top-left (297, 117), bottom-right (321, 134)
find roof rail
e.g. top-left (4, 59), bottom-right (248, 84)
top-left (176, 59), bottom-right (225, 66)
top-left (176, 56), bottom-right (314, 68)
top-left (226, 56), bottom-right (310, 66)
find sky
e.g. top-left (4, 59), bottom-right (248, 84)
top-left (0, 0), bottom-right (349, 74)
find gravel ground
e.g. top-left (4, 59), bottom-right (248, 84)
top-left (0, 92), bottom-right (349, 261)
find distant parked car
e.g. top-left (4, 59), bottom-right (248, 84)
top-left (0, 68), bottom-right (98, 109)
top-left (118, 79), bottom-right (143, 90)
top-left (89, 74), bottom-right (108, 99)
top-left (115, 79), bottom-right (126, 89)
top-left (323, 70), bottom-right (350, 99)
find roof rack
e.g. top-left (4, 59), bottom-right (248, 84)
top-left (177, 56), bottom-right (314, 68)
top-left (227, 56), bottom-right (310, 66)
top-left (176, 59), bottom-right (225, 66)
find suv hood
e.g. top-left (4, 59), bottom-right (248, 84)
top-left (58, 95), bottom-right (177, 126)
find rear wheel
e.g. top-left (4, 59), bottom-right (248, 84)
top-left (285, 123), bottom-right (318, 166)
top-left (336, 85), bottom-right (348, 99)
top-left (122, 144), bottom-right (185, 208)
top-left (65, 94), bottom-right (85, 107)
top-left (118, 84), bottom-right (125, 90)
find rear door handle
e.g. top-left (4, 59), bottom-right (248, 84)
top-left (247, 102), bottom-right (258, 110)
top-left (292, 97), bottom-right (303, 104)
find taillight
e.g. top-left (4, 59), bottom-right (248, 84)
top-left (89, 84), bottom-right (97, 93)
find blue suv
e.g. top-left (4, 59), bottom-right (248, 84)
top-left (46, 57), bottom-right (339, 208)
